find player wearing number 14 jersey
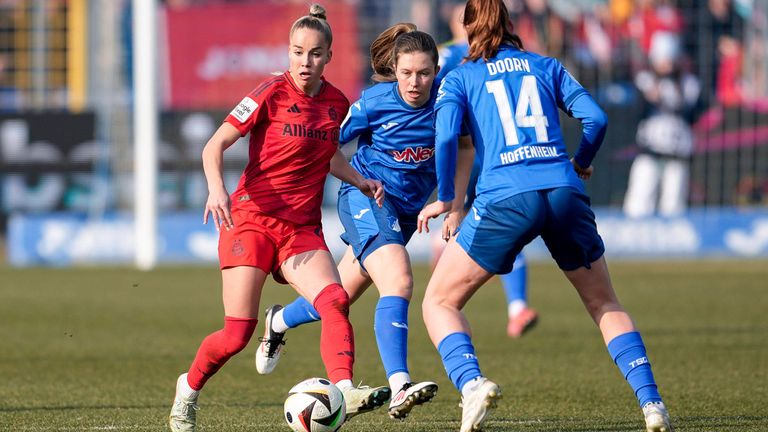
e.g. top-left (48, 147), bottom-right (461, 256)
top-left (417, 1), bottom-right (674, 431)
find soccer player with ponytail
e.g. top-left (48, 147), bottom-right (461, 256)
top-left (418, 1), bottom-right (674, 431)
top-left (168, 5), bottom-right (388, 431)
top-left (255, 23), bottom-right (450, 421)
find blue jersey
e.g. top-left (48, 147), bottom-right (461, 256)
top-left (434, 44), bottom-right (607, 203)
top-left (437, 40), bottom-right (469, 82)
top-left (340, 81), bottom-right (440, 215)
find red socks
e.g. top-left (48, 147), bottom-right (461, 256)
top-left (313, 284), bottom-right (354, 383)
top-left (187, 316), bottom-right (257, 390)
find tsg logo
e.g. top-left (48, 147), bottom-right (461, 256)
top-left (392, 146), bottom-right (435, 163)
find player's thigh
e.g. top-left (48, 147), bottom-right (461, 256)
top-left (221, 266), bottom-right (269, 318)
top-left (425, 239), bottom-right (493, 310)
top-left (541, 187), bottom-right (605, 271)
top-left (336, 245), bottom-right (372, 303)
top-left (362, 243), bottom-right (413, 299)
top-left (457, 192), bottom-right (543, 274)
top-left (280, 249), bottom-right (342, 304)
top-left (563, 256), bottom-right (634, 342)
top-left (338, 187), bottom-right (412, 265)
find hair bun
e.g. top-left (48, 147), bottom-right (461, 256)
top-left (309, 4), bottom-right (327, 20)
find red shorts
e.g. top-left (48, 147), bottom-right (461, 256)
top-left (218, 208), bottom-right (329, 282)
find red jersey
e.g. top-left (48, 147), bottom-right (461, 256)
top-left (225, 71), bottom-right (350, 225)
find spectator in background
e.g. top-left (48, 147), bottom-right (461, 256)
top-left (570, 1), bottom-right (634, 87)
top-left (623, 32), bottom-right (701, 218)
top-left (627, 0), bottom-right (684, 58)
top-left (511, 0), bottom-right (566, 58)
top-left (686, 0), bottom-right (745, 105)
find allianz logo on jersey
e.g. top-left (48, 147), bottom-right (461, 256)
top-left (391, 146), bottom-right (434, 163)
top-left (281, 123), bottom-right (334, 141)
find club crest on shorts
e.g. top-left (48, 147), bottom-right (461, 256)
top-left (388, 216), bottom-right (402, 232)
top-left (232, 238), bottom-right (244, 256)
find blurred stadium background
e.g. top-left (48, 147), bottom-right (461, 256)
top-left (0, 0), bottom-right (767, 266)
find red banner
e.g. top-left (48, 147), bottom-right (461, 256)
top-left (164, 2), bottom-right (362, 109)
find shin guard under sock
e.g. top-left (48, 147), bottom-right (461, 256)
top-left (187, 316), bottom-right (257, 390)
top-left (607, 331), bottom-right (662, 407)
top-left (313, 284), bottom-right (354, 383)
top-left (438, 332), bottom-right (482, 392)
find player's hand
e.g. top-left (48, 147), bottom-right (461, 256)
top-left (571, 158), bottom-right (593, 180)
top-left (357, 178), bottom-right (385, 208)
top-left (417, 200), bottom-right (451, 233)
top-left (204, 186), bottom-right (234, 231)
top-left (441, 209), bottom-right (465, 241)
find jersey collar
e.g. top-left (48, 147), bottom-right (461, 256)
top-left (391, 81), bottom-right (434, 111)
top-left (284, 70), bottom-right (326, 98)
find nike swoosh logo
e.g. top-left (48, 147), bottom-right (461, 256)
top-left (472, 207), bottom-right (481, 221)
top-left (391, 322), bottom-right (408, 329)
top-left (381, 122), bottom-right (399, 130)
top-left (353, 208), bottom-right (370, 219)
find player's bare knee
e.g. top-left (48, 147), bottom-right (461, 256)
top-left (378, 275), bottom-right (413, 300)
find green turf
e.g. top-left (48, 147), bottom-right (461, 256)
top-left (1, 260), bottom-right (766, 431)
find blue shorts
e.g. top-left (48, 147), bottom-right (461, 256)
top-left (456, 187), bottom-right (605, 273)
top-left (337, 187), bottom-right (417, 266)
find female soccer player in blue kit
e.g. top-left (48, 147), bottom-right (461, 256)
top-left (254, 23), bottom-right (449, 420)
top-left (417, 1), bottom-right (674, 431)
top-left (434, 2), bottom-right (538, 338)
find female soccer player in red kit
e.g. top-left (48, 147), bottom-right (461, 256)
top-left (168, 5), bottom-right (389, 431)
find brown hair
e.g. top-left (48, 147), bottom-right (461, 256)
top-left (463, 0), bottom-right (523, 61)
top-left (289, 3), bottom-right (333, 47)
top-left (369, 23), bottom-right (439, 83)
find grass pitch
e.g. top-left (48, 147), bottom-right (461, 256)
top-left (1, 260), bottom-right (766, 431)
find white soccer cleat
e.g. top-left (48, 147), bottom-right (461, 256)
top-left (388, 381), bottom-right (438, 420)
top-left (643, 401), bottom-right (674, 432)
top-left (255, 305), bottom-right (286, 374)
top-left (342, 384), bottom-right (391, 420)
top-left (169, 374), bottom-right (199, 432)
top-left (459, 378), bottom-right (501, 432)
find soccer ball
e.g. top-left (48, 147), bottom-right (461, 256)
top-left (284, 377), bottom-right (346, 432)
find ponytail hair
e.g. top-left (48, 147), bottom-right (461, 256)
top-left (290, 3), bottom-right (333, 47)
top-left (463, 0), bottom-right (523, 61)
top-left (370, 23), bottom-right (438, 83)
top-left (370, 23), bottom-right (417, 82)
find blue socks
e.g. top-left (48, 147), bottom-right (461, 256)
top-left (607, 331), bottom-right (662, 407)
top-left (374, 296), bottom-right (410, 378)
top-left (438, 332), bottom-right (482, 391)
top-left (500, 252), bottom-right (527, 303)
top-left (282, 296), bottom-right (320, 328)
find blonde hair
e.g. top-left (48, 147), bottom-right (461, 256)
top-left (369, 23), bottom-right (438, 83)
top-left (289, 3), bottom-right (333, 47)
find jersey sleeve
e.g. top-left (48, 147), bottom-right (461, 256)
top-left (435, 70), bottom-right (466, 111)
top-left (339, 97), bottom-right (369, 145)
top-left (224, 88), bottom-right (270, 136)
top-left (434, 72), bottom-right (467, 202)
top-left (552, 61), bottom-right (607, 168)
top-left (553, 61), bottom-right (588, 113)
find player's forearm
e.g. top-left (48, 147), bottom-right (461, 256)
top-left (435, 104), bottom-right (464, 202)
top-left (202, 123), bottom-right (241, 191)
top-left (569, 93), bottom-right (608, 169)
top-left (329, 148), bottom-right (365, 188)
top-left (450, 136), bottom-right (475, 212)
top-left (202, 143), bottom-right (227, 191)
